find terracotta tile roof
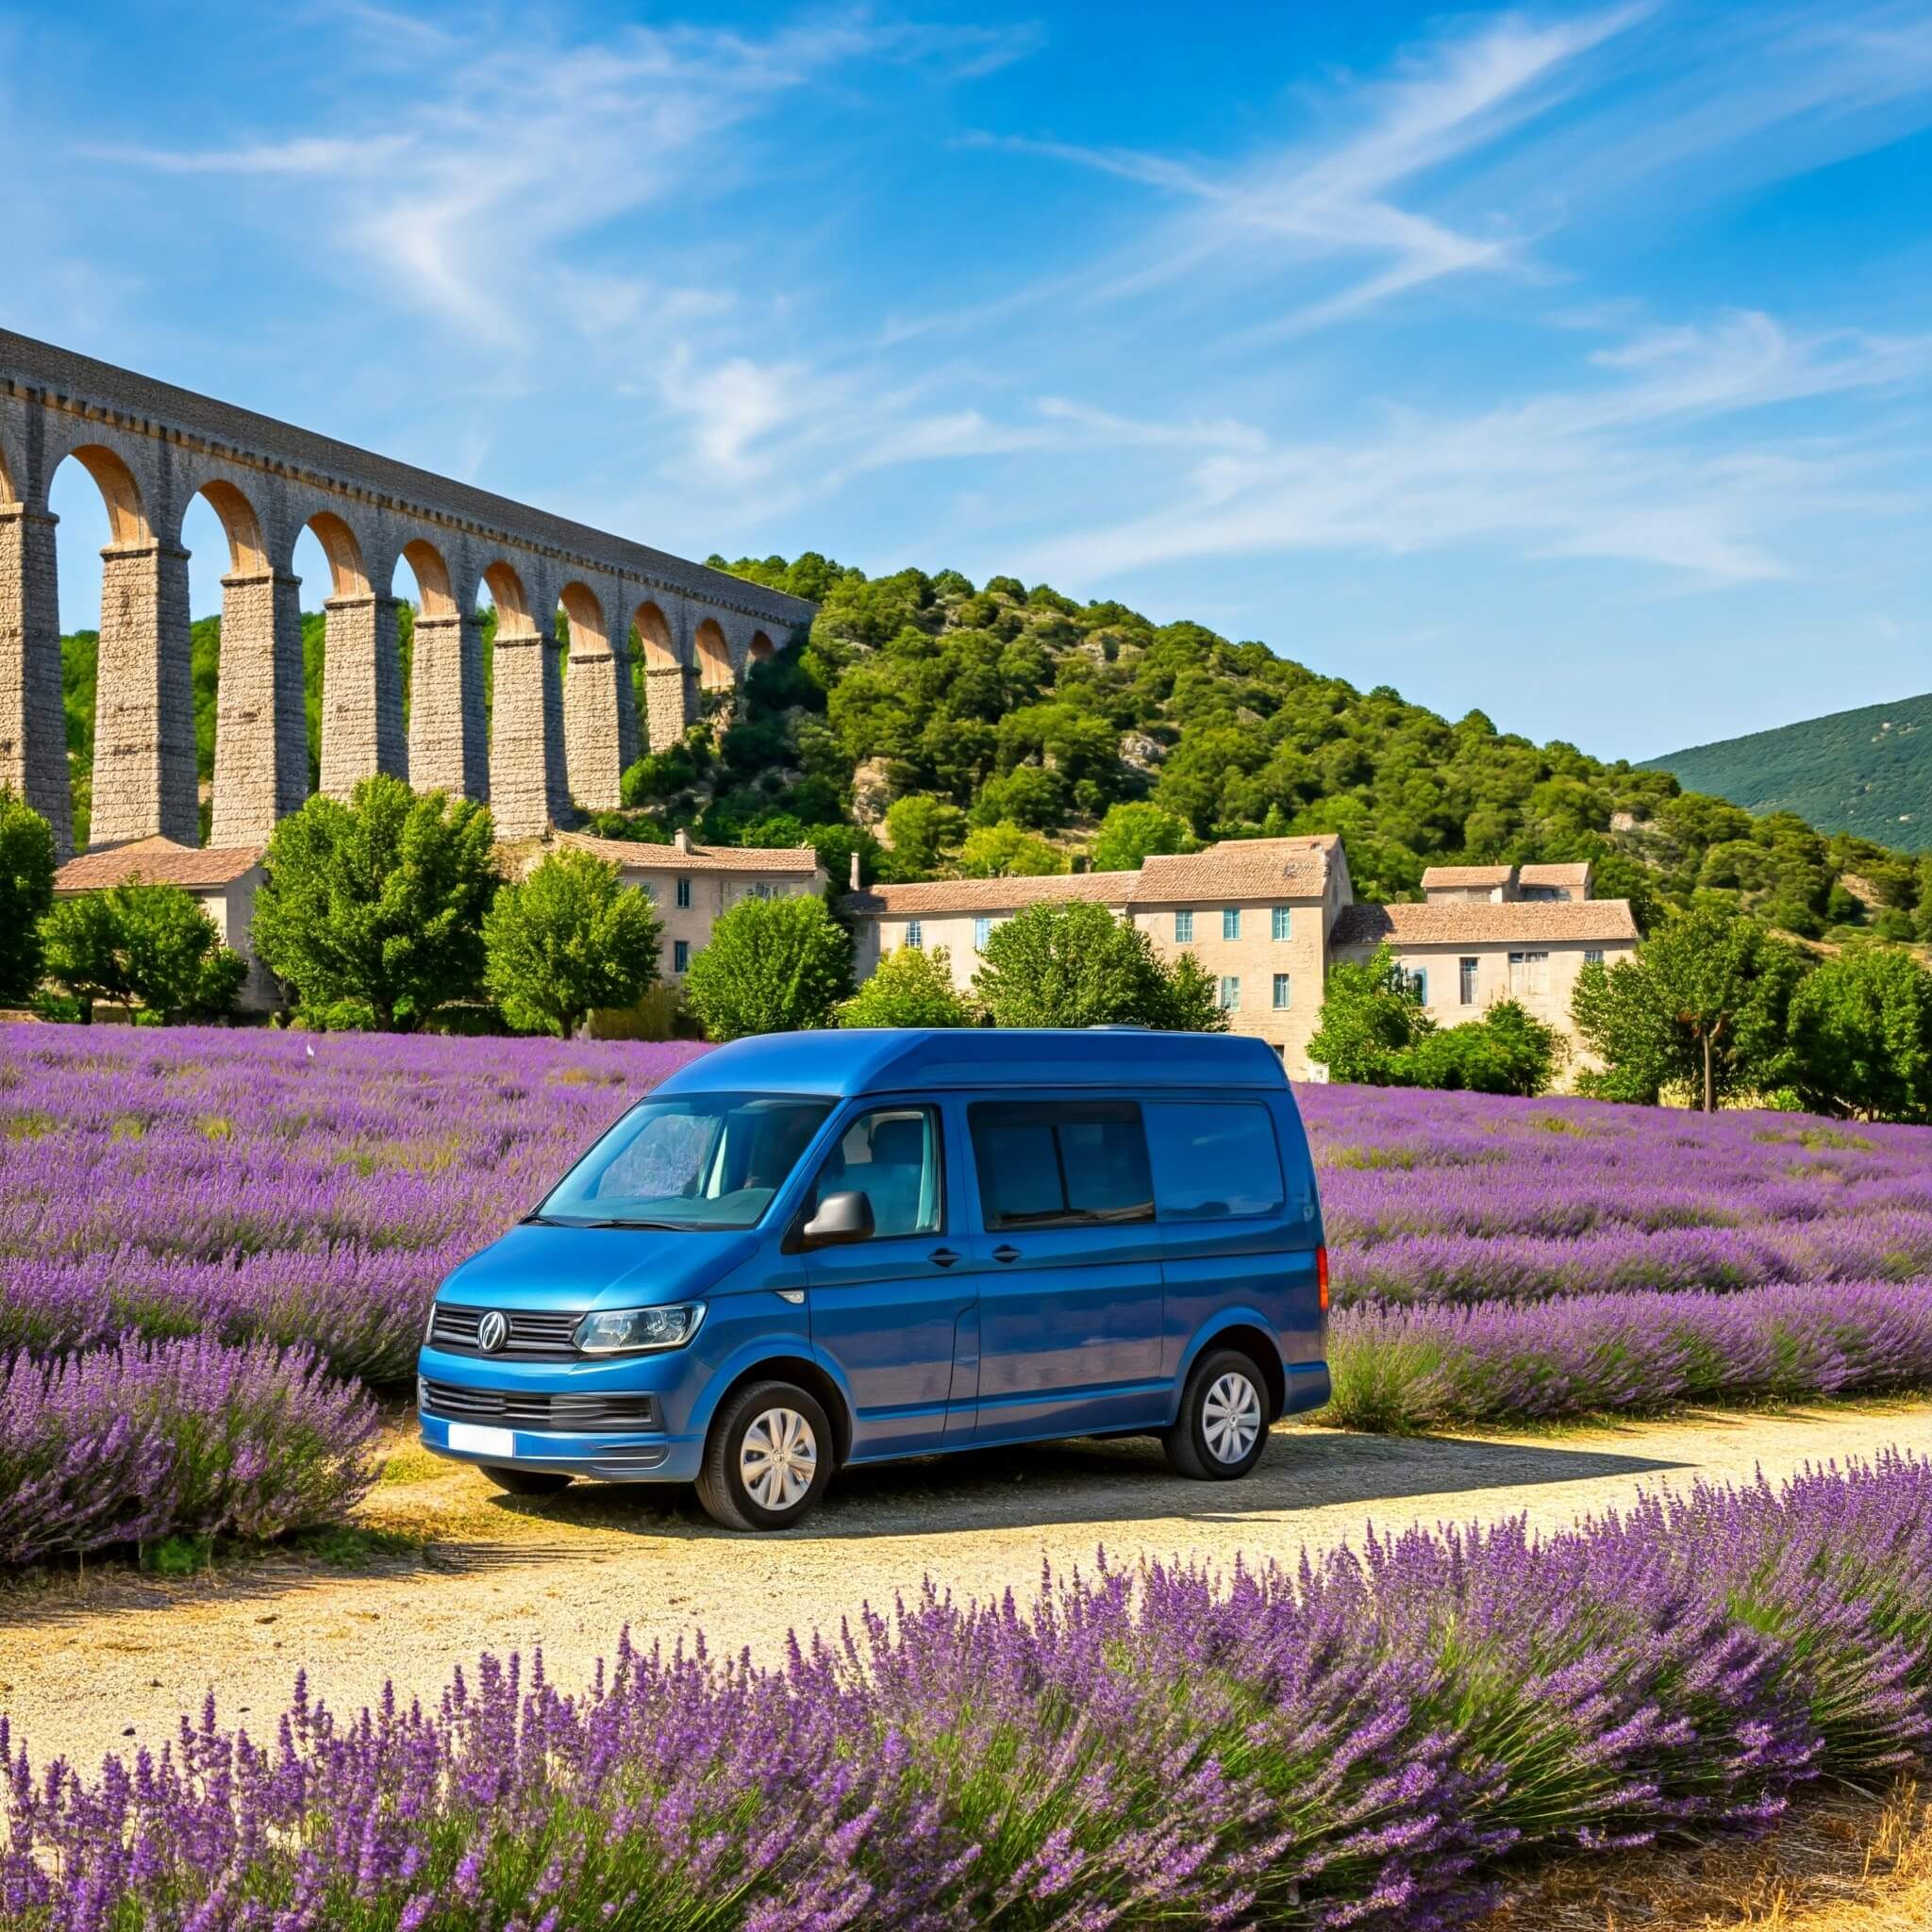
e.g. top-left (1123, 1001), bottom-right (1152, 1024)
top-left (847, 872), bottom-right (1132, 916)
top-left (1516, 862), bottom-right (1592, 889)
top-left (1421, 864), bottom-right (1513, 888)
top-left (1134, 836), bottom-right (1337, 902)
top-left (558, 832), bottom-right (823, 875)
top-left (1332, 899), bottom-right (1640, 948)
top-left (55, 837), bottom-right (263, 893)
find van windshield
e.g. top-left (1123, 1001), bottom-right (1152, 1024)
top-left (536, 1093), bottom-right (835, 1231)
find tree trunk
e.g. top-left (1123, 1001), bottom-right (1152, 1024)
top-left (1703, 1033), bottom-right (1715, 1114)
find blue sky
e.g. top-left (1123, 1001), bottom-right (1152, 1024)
top-left (6, 1), bottom-right (1929, 760)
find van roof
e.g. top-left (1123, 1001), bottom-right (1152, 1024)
top-left (655, 1028), bottom-right (1289, 1098)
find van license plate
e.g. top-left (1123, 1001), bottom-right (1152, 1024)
top-left (447, 1423), bottom-right (516, 1458)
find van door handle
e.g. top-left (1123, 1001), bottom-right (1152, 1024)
top-left (928, 1247), bottom-right (961, 1268)
top-left (991, 1244), bottom-right (1021, 1264)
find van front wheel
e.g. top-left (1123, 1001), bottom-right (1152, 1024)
top-left (1164, 1349), bottom-right (1270, 1480)
top-left (696, 1380), bottom-right (833, 1531)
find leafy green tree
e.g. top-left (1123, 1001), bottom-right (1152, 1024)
top-left (0, 791), bottom-right (57, 1004)
top-left (252, 775), bottom-right (498, 1030)
top-left (1404, 999), bottom-right (1561, 1097)
top-left (39, 883), bottom-right (243, 1022)
top-left (1142, 951), bottom-right (1228, 1034)
top-left (954, 823), bottom-right (1066, 878)
top-left (1572, 908), bottom-right (1807, 1111)
top-left (1307, 948), bottom-right (1426, 1084)
top-left (1787, 944), bottom-right (1932, 1123)
top-left (484, 849), bottom-right (662, 1039)
top-left (882, 796), bottom-right (967, 877)
top-left (1091, 802), bottom-right (1193, 873)
top-left (838, 942), bottom-right (974, 1027)
top-left (973, 901), bottom-right (1217, 1030)
top-left (682, 893), bottom-right (852, 1041)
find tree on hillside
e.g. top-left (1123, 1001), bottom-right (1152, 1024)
top-left (40, 882), bottom-right (245, 1023)
top-left (1787, 944), bottom-right (1932, 1123)
top-left (1571, 908), bottom-right (1807, 1110)
top-left (973, 901), bottom-right (1224, 1031)
top-left (252, 775), bottom-right (498, 1031)
top-left (838, 943), bottom-right (975, 1027)
top-left (1091, 802), bottom-right (1194, 873)
top-left (882, 796), bottom-right (967, 877)
top-left (682, 893), bottom-right (851, 1041)
top-left (954, 823), bottom-right (1065, 878)
top-left (0, 791), bottom-right (57, 1005)
top-left (484, 849), bottom-right (662, 1039)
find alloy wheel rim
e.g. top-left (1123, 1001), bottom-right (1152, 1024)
top-left (740, 1406), bottom-right (818, 1510)
top-left (1202, 1373), bottom-right (1261, 1464)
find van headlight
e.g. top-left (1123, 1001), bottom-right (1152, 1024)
top-left (574, 1304), bottom-right (707, 1356)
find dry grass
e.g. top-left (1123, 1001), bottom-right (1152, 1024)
top-left (1477, 1780), bottom-right (1932, 1931)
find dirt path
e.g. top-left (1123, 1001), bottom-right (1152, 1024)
top-left (7, 1401), bottom-right (1929, 1774)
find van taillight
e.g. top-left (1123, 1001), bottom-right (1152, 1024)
top-left (1317, 1245), bottom-right (1329, 1313)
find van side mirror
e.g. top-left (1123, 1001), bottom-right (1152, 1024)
top-left (801, 1190), bottom-right (875, 1249)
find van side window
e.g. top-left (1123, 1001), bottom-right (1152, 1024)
top-left (1146, 1102), bottom-right (1285, 1221)
top-left (968, 1102), bottom-right (1155, 1229)
top-left (807, 1106), bottom-right (942, 1239)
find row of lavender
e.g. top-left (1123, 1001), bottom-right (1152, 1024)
top-left (8, 1456), bottom-right (1932, 1929)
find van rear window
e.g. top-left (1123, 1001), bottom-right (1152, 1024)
top-left (968, 1102), bottom-right (1154, 1229)
top-left (1146, 1102), bottom-right (1285, 1221)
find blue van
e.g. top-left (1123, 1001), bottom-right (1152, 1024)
top-left (418, 1029), bottom-right (1329, 1530)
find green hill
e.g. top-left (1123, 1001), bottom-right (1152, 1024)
top-left (1648, 695), bottom-right (1932, 849)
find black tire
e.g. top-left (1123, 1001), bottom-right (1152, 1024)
top-left (1163, 1348), bottom-right (1271, 1480)
top-left (696, 1379), bottom-right (834, 1531)
top-left (481, 1465), bottom-right (575, 1497)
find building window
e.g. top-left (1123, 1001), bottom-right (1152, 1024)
top-left (1223, 908), bottom-right (1241, 941)
top-left (747, 881), bottom-right (777, 901)
top-left (1508, 950), bottom-right (1550, 995)
top-left (1174, 909), bottom-right (1193, 943)
top-left (1272, 906), bottom-right (1291, 942)
top-left (1272, 973), bottom-right (1291, 1009)
top-left (1218, 975), bottom-right (1241, 1011)
top-left (675, 877), bottom-right (691, 909)
top-left (1458, 957), bottom-right (1478, 1006)
top-left (1584, 947), bottom-right (1605, 967)
top-left (1405, 967), bottom-right (1429, 1006)
top-left (974, 915), bottom-right (992, 952)
top-left (905, 919), bottom-right (923, 949)
top-left (673, 940), bottom-right (690, 974)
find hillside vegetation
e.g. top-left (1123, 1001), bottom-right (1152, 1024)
top-left (1650, 691), bottom-right (1932, 848)
top-left (58, 556), bottom-right (1932, 941)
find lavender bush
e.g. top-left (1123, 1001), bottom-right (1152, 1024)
top-left (0, 1335), bottom-right (379, 1563)
top-left (6, 1456), bottom-right (1932, 1930)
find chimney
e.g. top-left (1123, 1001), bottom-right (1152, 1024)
top-left (849, 850), bottom-right (861, 891)
top-left (674, 827), bottom-right (691, 854)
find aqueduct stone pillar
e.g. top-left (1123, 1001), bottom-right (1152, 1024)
top-left (491, 636), bottom-right (570, 837)
top-left (319, 593), bottom-right (406, 798)
top-left (0, 504), bottom-right (74, 855)
top-left (643, 664), bottom-right (691, 752)
top-left (564, 648), bottom-right (628, 811)
top-left (92, 540), bottom-right (197, 847)
top-left (209, 569), bottom-right (307, 848)
top-left (408, 610), bottom-right (487, 802)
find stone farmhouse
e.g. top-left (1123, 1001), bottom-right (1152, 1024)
top-left (845, 842), bottom-right (1637, 1080)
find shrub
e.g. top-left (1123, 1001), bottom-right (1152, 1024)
top-left (839, 943), bottom-right (974, 1027)
top-left (38, 881), bottom-right (245, 1023)
top-left (252, 775), bottom-right (498, 1030)
top-left (0, 1336), bottom-right (378, 1564)
top-left (484, 849), bottom-right (662, 1039)
top-left (974, 899), bottom-right (1224, 1030)
top-left (0, 790), bottom-right (56, 1004)
top-left (682, 894), bottom-right (851, 1041)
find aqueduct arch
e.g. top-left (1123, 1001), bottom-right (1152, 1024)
top-left (0, 331), bottom-right (812, 852)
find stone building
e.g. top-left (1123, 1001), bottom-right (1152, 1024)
top-left (844, 842), bottom-right (1639, 1082)
top-left (51, 836), bottom-right (276, 1010)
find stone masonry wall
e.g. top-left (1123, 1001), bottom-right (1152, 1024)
top-left (0, 504), bottom-right (72, 854)
top-left (91, 541), bottom-right (197, 847)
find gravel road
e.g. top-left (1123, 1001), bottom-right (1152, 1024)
top-left (7, 1400), bottom-right (1929, 1774)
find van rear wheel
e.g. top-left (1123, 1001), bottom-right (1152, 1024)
top-left (482, 1465), bottom-right (574, 1497)
top-left (1164, 1349), bottom-right (1270, 1480)
top-left (696, 1380), bottom-right (833, 1531)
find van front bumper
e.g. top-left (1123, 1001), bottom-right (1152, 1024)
top-left (418, 1407), bottom-right (707, 1482)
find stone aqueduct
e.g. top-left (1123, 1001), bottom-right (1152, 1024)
top-left (0, 332), bottom-right (814, 858)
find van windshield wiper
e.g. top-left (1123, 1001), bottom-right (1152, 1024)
top-left (522, 1212), bottom-right (695, 1230)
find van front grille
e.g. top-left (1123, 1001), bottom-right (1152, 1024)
top-left (429, 1305), bottom-right (583, 1358)
top-left (419, 1378), bottom-right (659, 1432)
